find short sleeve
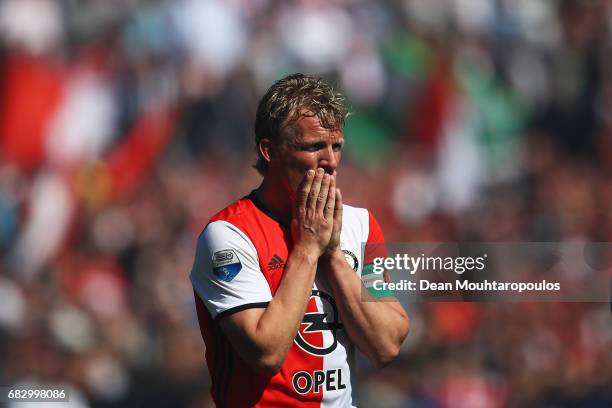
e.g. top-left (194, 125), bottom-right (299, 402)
top-left (363, 211), bottom-right (394, 299)
top-left (190, 220), bottom-right (272, 320)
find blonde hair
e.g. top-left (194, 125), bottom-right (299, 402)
top-left (254, 73), bottom-right (349, 175)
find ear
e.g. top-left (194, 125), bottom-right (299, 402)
top-left (259, 138), bottom-right (274, 165)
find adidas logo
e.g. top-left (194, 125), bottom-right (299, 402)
top-left (267, 254), bottom-right (286, 271)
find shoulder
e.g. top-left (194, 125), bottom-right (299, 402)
top-left (341, 203), bottom-right (384, 242)
top-left (208, 196), bottom-right (258, 228)
top-left (201, 194), bottom-right (266, 240)
top-left (342, 203), bottom-right (369, 228)
top-left (197, 196), bottom-right (261, 256)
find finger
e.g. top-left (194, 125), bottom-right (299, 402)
top-left (307, 168), bottom-right (324, 215)
top-left (296, 170), bottom-right (315, 218)
top-left (333, 188), bottom-right (343, 230)
top-left (316, 173), bottom-right (331, 214)
top-left (324, 174), bottom-right (336, 220)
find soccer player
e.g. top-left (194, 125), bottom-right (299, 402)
top-left (190, 73), bottom-right (409, 407)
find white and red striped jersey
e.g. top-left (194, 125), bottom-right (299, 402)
top-left (190, 191), bottom-right (388, 407)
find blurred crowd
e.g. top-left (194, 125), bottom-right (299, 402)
top-left (0, 0), bottom-right (611, 407)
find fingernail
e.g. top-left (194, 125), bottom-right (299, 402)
top-left (317, 168), bottom-right (324, 174)
top-left (307, 170), bottom-right (314, 176)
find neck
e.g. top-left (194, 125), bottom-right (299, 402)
top-left (255, 173), bottom-right (292, 219)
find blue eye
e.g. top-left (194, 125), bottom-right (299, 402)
top-left (300, 142), bottom-right (343, 152)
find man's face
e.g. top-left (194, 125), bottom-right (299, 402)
top-left (272, 113), bottom-right (344, 194)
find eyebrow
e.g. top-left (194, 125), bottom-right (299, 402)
top-left (296, 139), bottom-right (345, 146)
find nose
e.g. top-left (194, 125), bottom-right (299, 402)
top-left (319, 145), bottom-right (338, 174)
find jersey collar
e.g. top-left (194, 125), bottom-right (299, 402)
top-left (246, 190), bottom-right (291, 228)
